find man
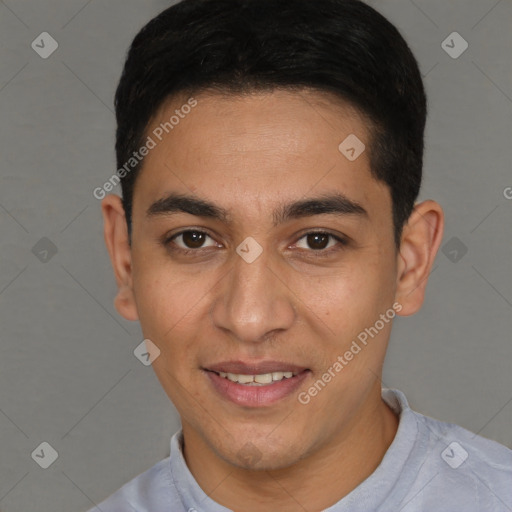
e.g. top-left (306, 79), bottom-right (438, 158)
top-left (90, 0), bottom-right (512, 510)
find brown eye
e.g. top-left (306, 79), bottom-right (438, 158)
top-left (306, 233), bottom-right (330, 250)
top-left (294, 232), bottom-right (347, 253)
top-left (181, 231), bottom-right (207, 248)
top-left (170, 230), bottom-right (217, 250)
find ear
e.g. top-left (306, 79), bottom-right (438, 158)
top-left (101, 194), bottom-right (139, 321)
top-left (395, 200), bottom-right (444, 316)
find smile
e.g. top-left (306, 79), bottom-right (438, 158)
top-left (215, 371), bottom-right (299, 386)
top-left (203, 362), bottom-right (311, 407)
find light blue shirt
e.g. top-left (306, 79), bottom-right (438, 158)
top-left (87, 389), bottom-right (512, 511)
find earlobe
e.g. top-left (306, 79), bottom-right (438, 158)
top-left (101, 195), bottom-right (139, 322)
top-left (395, 200), bottom-right (444, 316)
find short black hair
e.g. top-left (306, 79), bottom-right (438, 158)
top-left (115, 0), bottom-right (426, 247)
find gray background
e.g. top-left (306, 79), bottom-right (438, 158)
top-left (0, 0), bottom-right (510, 510)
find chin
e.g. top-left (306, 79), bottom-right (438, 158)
top-left (215, 433), bottom-right (306, 471)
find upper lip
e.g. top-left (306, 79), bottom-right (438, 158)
top-left (204, 360), bottom-right (309, 375)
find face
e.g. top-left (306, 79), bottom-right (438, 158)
top-left (104, 89), bottom-right (431, 471)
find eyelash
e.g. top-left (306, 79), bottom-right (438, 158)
top-left (163, 229), bottom-right (348, 257)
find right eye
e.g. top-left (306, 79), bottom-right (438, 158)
top-left (164, 229), bottom-right (222, 255)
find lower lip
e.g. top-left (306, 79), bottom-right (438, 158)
top-left (205, 370), bottom-right (310, 407)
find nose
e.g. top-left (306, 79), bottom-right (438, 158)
top-left (210, 246), bottom-right (296, 344)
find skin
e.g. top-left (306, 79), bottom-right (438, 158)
top-left (102, 89), bottom-right (444, 511)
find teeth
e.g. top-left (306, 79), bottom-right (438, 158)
top-left (217, 371), bottom-right (298, 385)
top-left (237, 374), bottom-right (255, 384)
top-left (254, 373), bottom-right (273, 384)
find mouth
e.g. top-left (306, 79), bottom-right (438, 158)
top-left (203, 361), bottom-right (311, 407)
top-left (211, 370), bottom-right (300, 386)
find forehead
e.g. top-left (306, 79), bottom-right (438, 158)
top-left (132, 89), bottom-right (391, 225)
top-left (149, 89), bottom-right (368, 161)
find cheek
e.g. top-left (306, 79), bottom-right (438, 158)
top-left (132, 270), bottom-right (205, 395)
top-left (130, 255), bottom-right (206, 344)
top-left (292, 262), bottom-right (385, 326)
top-left (133, 244), bottom-right (188, 306)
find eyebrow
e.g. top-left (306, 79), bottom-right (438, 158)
top-left (146, 192), bottom-right (368, 226)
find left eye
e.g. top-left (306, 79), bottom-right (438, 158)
top-left (295, 232), bottom-right (342, 251)
top-left (171, 230), bottom-right (218, 249)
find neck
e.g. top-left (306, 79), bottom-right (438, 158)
top-left (182, 384), bottom-right (399, 512)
